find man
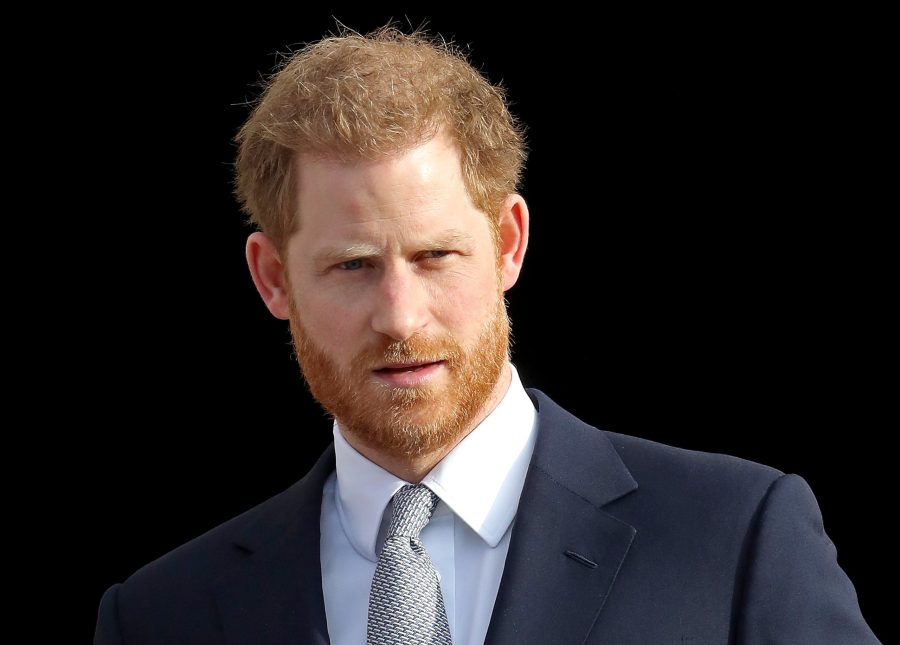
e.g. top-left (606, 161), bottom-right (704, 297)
top-left (94, 26), bottom-right (879, 644)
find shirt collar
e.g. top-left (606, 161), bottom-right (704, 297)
top-left (332, 363), bottom-right (537, 561)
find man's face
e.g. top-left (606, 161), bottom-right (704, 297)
top-left (282, 134), bottom-right (509, 457)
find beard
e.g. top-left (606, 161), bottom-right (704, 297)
top-left (287, 292), bottom-right (510, 458)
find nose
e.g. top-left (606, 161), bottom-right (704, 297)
top-left (370, 262), bottom-right (430, 342)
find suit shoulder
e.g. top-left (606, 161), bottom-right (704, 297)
top-left (116, 446), bottom-right (334, 598)
top-left (525, 387), bottom-right (787, 510)
top-left (602, 428), bottom-right (786, 503)
top-left (123, 479), bottom-right (297, 587)
top-left (605, 428), bottom-right (783, 474)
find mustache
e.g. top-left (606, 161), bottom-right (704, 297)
top-left (354, 335), bottom-right (463, 370)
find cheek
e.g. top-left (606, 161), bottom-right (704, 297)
top-left (293, 288), bottom-right (366, 357)
top-left (432, 273), bottom-right (501, 333)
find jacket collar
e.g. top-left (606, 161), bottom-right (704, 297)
top-left (212, 445), bottom-right (335, 644)
top-left (483, 388), bottom-right (638, 644)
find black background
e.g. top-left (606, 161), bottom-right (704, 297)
top-left (61, 8), bottom-right (889, 641)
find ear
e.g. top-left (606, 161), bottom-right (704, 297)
top-left (245, 231), bottom-right (291, 320)
top-left (497, 193), bottom-right (529, 291)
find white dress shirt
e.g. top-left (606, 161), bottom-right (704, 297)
top-left (320, 363), bottom-right (538, 644)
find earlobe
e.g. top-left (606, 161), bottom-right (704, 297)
top-left (245, 232), bottom-right (291, 320)
top-left (497, 194), bottom-right (529, 291)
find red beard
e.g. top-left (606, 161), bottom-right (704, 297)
top-left (288, 294), bottom-right (509, 457)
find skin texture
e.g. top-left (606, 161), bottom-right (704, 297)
top-left (246, 132), bottom-right (529, 482)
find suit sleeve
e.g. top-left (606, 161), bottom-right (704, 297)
top-left (735, 473), bottom-right (880, 644)
top-left (94, 584), bottom-right (125, 645)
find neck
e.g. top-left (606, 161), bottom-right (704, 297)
top-left (341, 364), bottom-right (512, 483)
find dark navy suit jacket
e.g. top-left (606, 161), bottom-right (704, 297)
top-left (95, 389), bottom-right (880, 643)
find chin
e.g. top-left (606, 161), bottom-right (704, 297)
top-left (344, 399), bottom-right (469, 457)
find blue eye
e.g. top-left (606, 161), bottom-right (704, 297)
top-left (340, 259), bottom-right (364, 271)
top-left (422, 250), bottom-right (451, 259)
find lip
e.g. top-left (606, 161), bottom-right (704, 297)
top-left (372, 360), bottom-right (446, 387)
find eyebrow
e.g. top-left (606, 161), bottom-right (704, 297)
top-left (313, 230), bottom-right (476, 267)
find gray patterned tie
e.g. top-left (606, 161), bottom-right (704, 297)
top-left (367, 484), bottom-right (452, 645)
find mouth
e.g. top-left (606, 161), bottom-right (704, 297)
top-left (374, 360), bottom-right (444, 374)
top-left (371, 360), bottom-right (447, 388)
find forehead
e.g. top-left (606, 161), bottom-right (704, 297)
top-left (291, 135), bottom-right (485, 241)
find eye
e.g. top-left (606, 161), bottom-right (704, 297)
top-left (421, 250), bottom-right (451, 260)
top-left (339, 259), bottom-right (365, 271)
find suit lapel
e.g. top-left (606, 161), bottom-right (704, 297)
top-left (485, 389), bottom-right (638, 644)
top-left (213, 446), bottom-right (335, 644)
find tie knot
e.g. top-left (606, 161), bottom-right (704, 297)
top-left (388, 484), bottom-right (438, 539)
